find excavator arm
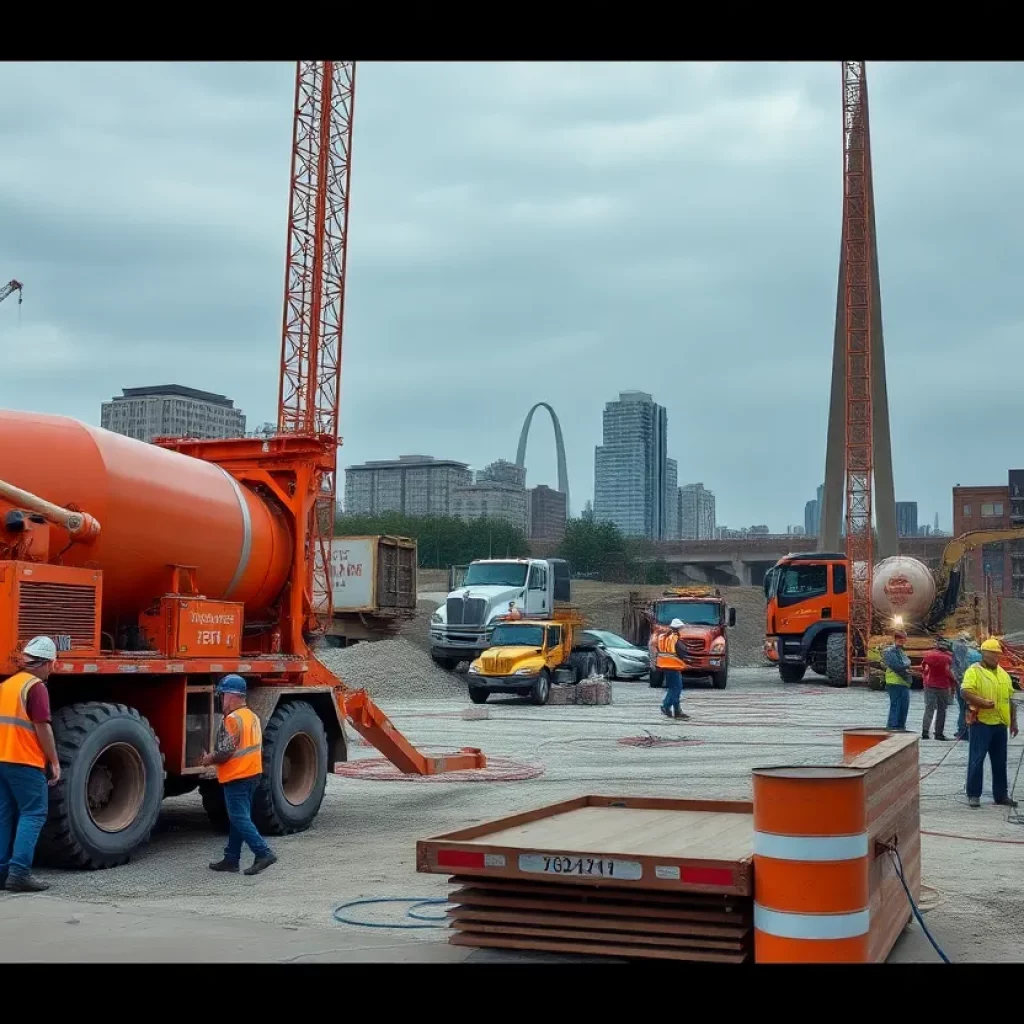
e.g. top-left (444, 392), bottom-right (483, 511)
top-left (936, 526), bottom-right (1024, 591)
top-left (0, 280), bottom-right (23, 306)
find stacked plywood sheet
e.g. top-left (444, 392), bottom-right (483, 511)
top-left (417, 795), bottom-right (755, 962)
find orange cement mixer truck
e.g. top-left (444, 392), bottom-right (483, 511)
top-left (0, 61), bottom-right (486, 871)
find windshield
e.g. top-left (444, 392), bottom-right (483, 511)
top-left (654, 601), bottom-right (721, 627)
top-left (586, 630), bottom-right (632, 650)
top-left (490, 624), bottom-right (544, 647)
top-left (765, 566), bottom-right (781, 600)
top-left (463, 562), bottom-right (528, 588)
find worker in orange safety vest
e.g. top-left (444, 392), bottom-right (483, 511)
top-left (653, 618), bottom-right (695, 721)
top-left (0, 635), bottom-right (62, 893)
top-left (201, 675), bottom-right (277, 876)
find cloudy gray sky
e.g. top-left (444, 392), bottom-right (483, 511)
top-left (2, 61), bottom-right (1022, 534)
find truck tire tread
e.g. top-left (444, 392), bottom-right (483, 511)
top-left (826, 632), bottom-right (848, 688)
top-left (39, 701), bottom-right (164, 870)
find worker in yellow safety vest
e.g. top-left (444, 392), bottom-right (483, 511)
top-left (961, 638), bottom-right (1019, 810)
top-left (0, 635), bottom-right (62, 893)
top-left (201, 675), bottom-right (277, 876)
top-left (654, 618), bottom-right (695, 721)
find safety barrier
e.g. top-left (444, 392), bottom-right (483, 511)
top-left (752, 729), bottom-right (919, 963)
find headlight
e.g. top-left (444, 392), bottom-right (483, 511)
top-left (514, 667), bottom-right (535, 675)
top-left (468, 664), bottom-right (480, 674)
top-left (711, 638), bottom-right (726, 653)
top-left (621, 651), bottom-right (646, 662)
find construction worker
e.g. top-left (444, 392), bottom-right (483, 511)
top-left (0, 636), bottom-right (61, 893)
top-left (201, 675), bottom-right (277, 875)
top-left (951, 632), bottom-right (973, 740)
top-left (654, 618), bottom-right (693, 721)
top-left (920, 640), bottom-right (956, 741)
top-left (882, 629), bottom-right (912, 730)
top-left (506, 601), bottom-right (523, 621)
top-left (961, 638), bottom-right (1019, 810)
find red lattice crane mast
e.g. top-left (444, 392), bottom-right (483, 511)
top-left (841, 61), bottom-right (874, 682)
top-left (277, 61), bottom-right (356, 633)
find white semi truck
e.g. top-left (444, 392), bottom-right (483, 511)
top-left (429, 557), bottom-right (571, 669)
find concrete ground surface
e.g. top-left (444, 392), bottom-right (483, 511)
top-left (2, 667), bottom-right (1023, 963)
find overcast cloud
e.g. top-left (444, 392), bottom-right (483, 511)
top-left (2, 61), bottom-right (1022, 533)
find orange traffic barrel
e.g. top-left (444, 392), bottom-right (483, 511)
top-left (842, 728), bottom-right (893, 762)
top-left (752, 766), bottom-right (870, 963)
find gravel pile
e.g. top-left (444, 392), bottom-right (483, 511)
top-left (315, 636), bottom-right (467, 703)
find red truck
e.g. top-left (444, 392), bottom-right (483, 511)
top-left (622, 587), bottom-right (736, 690)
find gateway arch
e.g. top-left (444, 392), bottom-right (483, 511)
top-left (515, 402), bottom-right (570, 516)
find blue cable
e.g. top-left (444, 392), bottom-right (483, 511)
top-left (332, 896), bottom-right (450, 930)
top-left (887, 846), bottom-right (951, 964)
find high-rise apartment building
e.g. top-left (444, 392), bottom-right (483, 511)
top-left (679, 483), bottom-right (716, 541)
top-left (593, 391), bottom-right (669, 540)
top-left (896, 501), bottom-right (919, 538)
top-left (530, 485), bottom-right (567, 542)
top-left (100, 385), bottom-right (246, 442)
top-left (344, 455), bottom-right (472, 516)
top-left (664, 459), bottom-right (678, 541)
top-left (804, 483), bottom-right (824, 538)
top-left (477, 459), bottom-right (527, 488)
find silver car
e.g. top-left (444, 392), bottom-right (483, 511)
top-left (583, 630), bottom-right (650, 680)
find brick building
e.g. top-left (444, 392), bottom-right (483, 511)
top-left (530, 485), bottom-right (567, 542)
top-left (952, 484), bottom-right (1011, 595)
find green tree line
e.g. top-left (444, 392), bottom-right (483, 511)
top-left (335, 510), bottom-right (669, 583)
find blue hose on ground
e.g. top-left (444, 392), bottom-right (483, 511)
top-left (332, 896), bottom-right (450, 929)
top-left (887, 846), bottom-right (951, 963)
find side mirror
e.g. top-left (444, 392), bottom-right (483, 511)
top-left (728, 608), bottom-right (737, 627)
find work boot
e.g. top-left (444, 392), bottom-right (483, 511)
top-left (995, 797), bottom-right (1019, 809)
top-left (5, 873), bottom-right (49, 893)
top-left (921, 732), bottom-right (930, 740)
top-left (660, 706), bottom-right (673, 719)
top-left (935, 734), bottom-right (949, 741)
top-left (674, 709), bottom-right (690, 721)
top-left (209, 858), bottom-right (240, 873)
top-left (968, 797), bottom-right (981, 809)
top-left (244, 853), bottom-right (278, 876)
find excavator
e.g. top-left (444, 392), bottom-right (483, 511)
top-left (0, 280), bottom-right (23, 306)
top-left (764, 526), bottom-right (1024, 687)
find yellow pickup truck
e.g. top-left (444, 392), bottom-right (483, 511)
top-left (466, 608), bottom-right (602, 705)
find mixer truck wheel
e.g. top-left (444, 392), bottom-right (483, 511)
top-left (778, 663), bottom-right (806, 684)
top-left (252, 701), bottom-right (329, 836)
top-left (39, 702), bottom-right (164, 870)
top-left (826, 633), bottom-right (848, 688)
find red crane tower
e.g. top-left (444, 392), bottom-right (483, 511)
top-left (277, 61), bottom-right (356, 634)
top-left (841, 60), bottom-right (875, 682)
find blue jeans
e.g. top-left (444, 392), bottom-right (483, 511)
top-left (886, 684), bottom-right (910, 730)
top-left (661, 670), bottom-right (683, 715)
top-left (0, 762), bottom-right (49, 878)
top-left (966, 722), bottom-right (1009, 802)
top-left (223, 776), bottom-right (272, 864)
top-left (955, 688), bottom-right (968, 738)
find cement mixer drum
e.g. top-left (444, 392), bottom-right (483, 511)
top-left (871, 556), bottom-right (937, 625)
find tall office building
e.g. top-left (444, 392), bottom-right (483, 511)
top-left (664, 458), bottom-right (678, 540)
top-left (101, 385), bottom-right (246, 442)
top-left (804, 483), bottom-right (824, 538)
top-left (477, 459), bottom-right (527, 488)
top-left (344, 455), bottom-right (472, 516)
top-left (593, 391), bottom-right (669, 540)
top-left (449, 459), bottom-right (531, 534)
top-left (679, 483), bottom-right (716, 541)
top-left (895, 501), bottom-right (919, 538)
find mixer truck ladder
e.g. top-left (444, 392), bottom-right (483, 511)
top-left (0, 279), bottom-right (23, 306)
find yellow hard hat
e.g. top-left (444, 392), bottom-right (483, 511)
top-left (981, 638), bottom-right (1002, 653)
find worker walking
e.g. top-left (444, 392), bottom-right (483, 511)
top-left (961, 638), bottom-right (1018, 809)
top-left (201, 675), bottom-right (277, 875)
top-left (920, 640), bottom-right (956, 741)
top-left (0, 636), bottom-right (62, 893)
top-left (654, 618), bottom-right (693, 721)
top-left (882, 629), bottom-right (913, 730)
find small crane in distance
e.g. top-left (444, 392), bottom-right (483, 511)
top-left (0, 280), bottom-right (23, 307)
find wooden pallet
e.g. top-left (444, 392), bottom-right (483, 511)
top-left (445, 875), bottom-right (752, 962)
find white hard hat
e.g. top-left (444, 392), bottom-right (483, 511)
top-left (670, 618), bottom-right (685, 629)
top-left (23, 636), bottom-right (57, 662)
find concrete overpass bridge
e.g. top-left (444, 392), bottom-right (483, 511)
top-left (529, 536), bottom-right (949, 587)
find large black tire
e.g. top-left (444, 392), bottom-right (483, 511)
top-left (468, 686), bottom-right (489, 705)
top-left (826, 632), bottom-right (848, 688)
top-left (431, 653), bottom-right (459, 671)
top-left (711, 658), bottom-right (729, 690)
top-left (252, 701), bottom-right (329, 836)
top-left (39, 702), bottom-right (164, 870)
top-left (779, 663), bottom-right (807, 684)
top-left (531, 669), bottom-right (552, 706)
top-left (199, 779), bottom-right (229, 833)
top-left (648, 668), bottom-right (665, 689)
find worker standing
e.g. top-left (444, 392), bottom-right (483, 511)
top-left (882, 629), bottom-right (913, 730)
top-left (951, 632), bottom-right (973, 740)
top-left (0, 636), bottom-right (62, 893)
top-left (920, 640), bottom-right (956, 741)
top-left (654, 618), bottom-right (693, 721)
top-left (201, 675), bottom-right (277, 875)
top-left (960, 638), bottom-right (1018, 810)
